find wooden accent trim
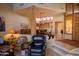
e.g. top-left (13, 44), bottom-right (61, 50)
top-left (72, 3), bottom-right (74, 40)
top-left (55, 22), bottom-right (58, 35)
top-left (55, 21), bottom-right (63, 23)
top-left (64, 33), bottom-right (72, 35)
top-left (64, 3), bottom-right (67, 35)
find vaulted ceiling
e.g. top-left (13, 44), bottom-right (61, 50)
top-left (14, 3), bottom-right (66, 18)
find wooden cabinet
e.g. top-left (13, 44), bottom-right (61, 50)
top-left (20, 29), bottom-right (31, 34)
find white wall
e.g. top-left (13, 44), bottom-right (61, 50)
top-left (4, 13), bottom-right (30, 32)
top-left (0, 4), bottom-right (30, 34)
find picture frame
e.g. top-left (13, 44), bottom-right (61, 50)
top-left (0, 17), bottom-right (5, 32)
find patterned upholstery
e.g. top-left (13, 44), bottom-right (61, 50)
top-left (0, 37), bottom-right (4, 45)
top-left (29, 34), bottom-right (46, 56)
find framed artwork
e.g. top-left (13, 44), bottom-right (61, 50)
top-left (20, 23), bottom-right (31, 34)
top-left (20, 23), bottom-right (28, 29)
top-left (20, 29), bottom-right (31, 34)
top-left (0, 17), bottom-right (5, 32)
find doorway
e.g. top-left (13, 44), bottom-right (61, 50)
top-left (55, 22), bottom-right (64, 40)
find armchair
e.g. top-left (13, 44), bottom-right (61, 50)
top-left (28, 34), bottom-right (46, 56)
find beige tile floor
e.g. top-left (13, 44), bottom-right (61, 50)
top-left (55, 35), bottom-right (64, 40)
top-left (46, 48), bottom-right (54, 56)
top-left (45, 35), bottom-right (64, 56)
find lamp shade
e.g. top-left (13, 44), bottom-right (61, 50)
top-left (8, 29), bottom-right (15, 34)
top-left (4, 29), bottom-right (20, 41)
